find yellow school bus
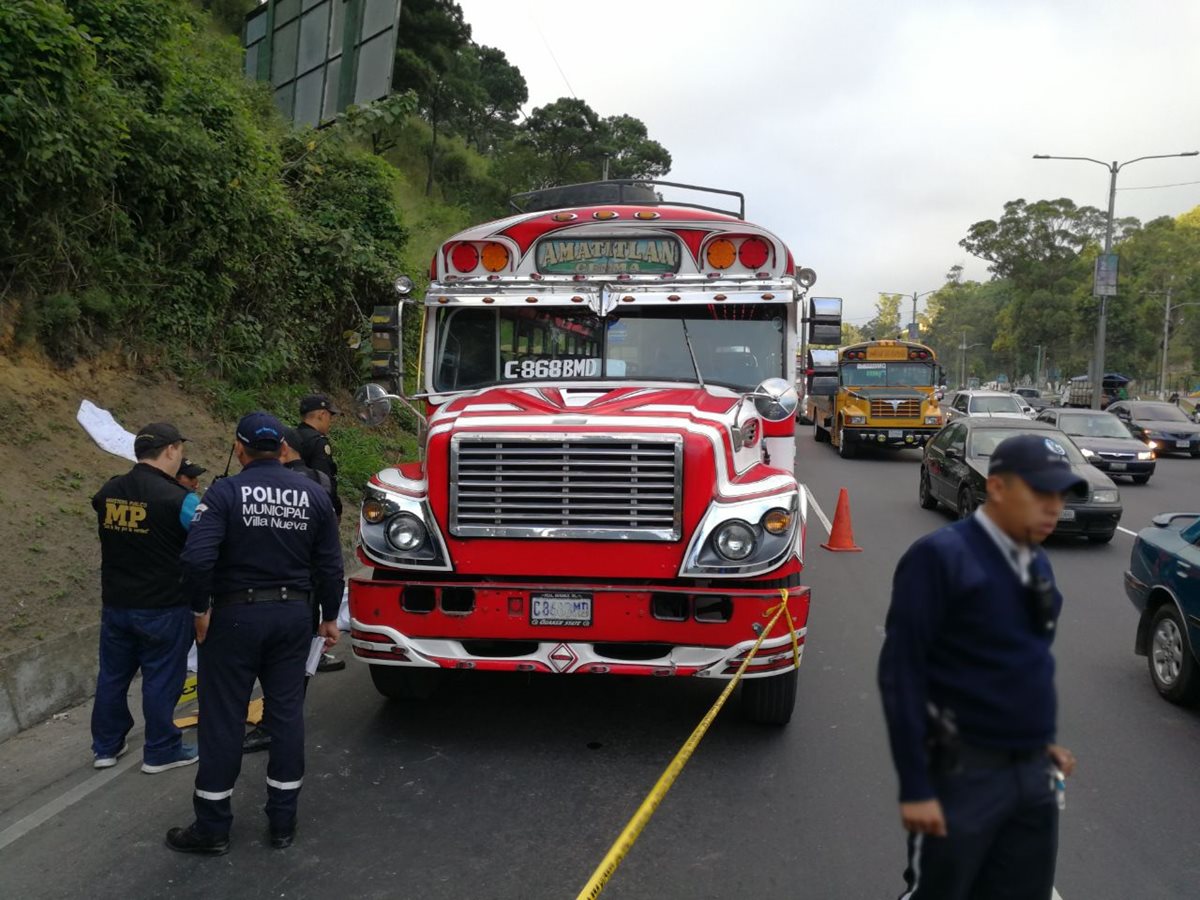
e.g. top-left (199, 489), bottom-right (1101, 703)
top-left (806, 340), bottom-right (945, 459)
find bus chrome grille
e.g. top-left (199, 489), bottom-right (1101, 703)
top-left (870, 399), bottom-right (922, 419)
top-left (450, 435), bottom-right (683, 540)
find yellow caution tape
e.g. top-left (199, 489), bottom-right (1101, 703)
top-left (575, 589), bottom-right (798, 900)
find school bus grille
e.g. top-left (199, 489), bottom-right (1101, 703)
top-left (870, 399), bottom-right (922, 419)
top-left (450, 436), bottom-right (682, 540)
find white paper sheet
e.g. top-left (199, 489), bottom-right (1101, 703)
top-left (305, 635), bottom-right (327, 676)
top-left (77, 399), bottom-right (137, 461)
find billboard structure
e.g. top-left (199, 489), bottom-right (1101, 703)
top-left (244, 0), bottom-right (402, 128)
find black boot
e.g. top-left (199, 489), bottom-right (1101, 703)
top-left (242, 725), bottom-right (272, 754)
top-left (269, 822), bottom-right (296, 849)
top-left (165, 824), bottom-right (230, 856)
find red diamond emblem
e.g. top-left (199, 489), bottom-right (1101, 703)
top-left (549, 643), bottom-right (578, 673)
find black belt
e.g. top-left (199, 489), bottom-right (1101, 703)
top-left (957, 743), bottom-right (1046, 769)
top-left (213, 587), bottom-right (310, 607)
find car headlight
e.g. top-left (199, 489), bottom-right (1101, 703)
top-left (1137, 451), bottom-right (1154, 461)
top-left (1080, 448), bottom-right (1095, 458)
top-left (714, 520), bottom-right (756, 560)
top-left (386, 513), bottom-right (428, 551)
top-left (924, 416), bottom-right (940, 425)
top-left (847, 415), bottom-right (866, 425)
top-left (1092, 489), bottom-right (1119, 504)
top-left (1146, 440), bottom-right (1158, 449)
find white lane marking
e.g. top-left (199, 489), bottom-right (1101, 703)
top-left (0, 747), bottom-right (141, 852)
top-left (805, 486), bottom-right (832, 535)
top-left (1117, 526), bottom-right (1138, 537)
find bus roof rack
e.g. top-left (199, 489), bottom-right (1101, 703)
top-left (509, 179), bottom-right (746, 220)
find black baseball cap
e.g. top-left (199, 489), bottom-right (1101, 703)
top-left (134, 422), bottom-right (187, 455)
top-left (989, 434), bottom-right (1088, 496)
top-left (178, 458), bottom-right (206, 478)
top-left (300, 393), bottom-right (341, 415)
top-left (281, 427), bottom-right (303, 450)
top-left (236, 411), bottom-right (284, 452)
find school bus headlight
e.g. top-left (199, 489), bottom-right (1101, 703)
top-left (362, 499), bottom-right (387, 524)
top-left (924, 416), bottom-right (941, 425)
top-left (762, 508), bottom-right (791, 535)
top-left (714, 521), bottom-right (756, 560)
top-left (386, 514), bottom-right (427, 551)
top-left (847, 415), bottom-right (866, 425)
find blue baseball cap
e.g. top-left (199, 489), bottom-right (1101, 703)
top-left (988, 433), bottom-right (1088, 496)
top-left (235, 411), bottom-right (284, 452)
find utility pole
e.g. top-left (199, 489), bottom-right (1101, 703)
top-left (880, 289), bottom-right (936, 342)
top-left (1033, 150), bottom-right (1198, 408)
top-left (1160, 284), bottom-right (1173, 400)
top-left (1033, 344), bottom-right (1044, 389)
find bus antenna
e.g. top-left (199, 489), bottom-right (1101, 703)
top-left (680, 319), bottom-right (705, 390)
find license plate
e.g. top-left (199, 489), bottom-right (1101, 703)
top-left (1109, 462), bottom-right (1127, 471)
top-left (1059, 509), bottom-right (1076, 522)
top-left (1176, 440), bottom-right (1190, 448)
top-left (531, 592), bottom-right (592, 626)
top-left (888, 429), bottom-right (903, 438)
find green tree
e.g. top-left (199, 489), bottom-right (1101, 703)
top-left (599, 114), bottom-right (671, 180)
top-left (519, 97), bottom-right (604, 186)
top-left (455, 44), bottom-right (527, 154)
top-left (862, 293), bottom-right (903, 340)
top-left (391, 0), bottom-right (473, 194)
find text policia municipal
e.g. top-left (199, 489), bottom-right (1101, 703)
top-left (240, 485), bottom-right (311, 530)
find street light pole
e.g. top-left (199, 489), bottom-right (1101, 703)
top-left (1161, 295), bottom-right (1200, 398)
top-left (1033, 150), bottom-right (1198, 409)
top-left (958, 330), bottom-right (983, 389)
top-left (880, 289), bottom-right (936, 341)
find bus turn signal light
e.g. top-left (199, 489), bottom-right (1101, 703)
top-left (480, 242), bottom-right (509, 272)
top-left (705, 238), bottom-right (736, 269)
top-left (763, 509), bottom-right (792, 535)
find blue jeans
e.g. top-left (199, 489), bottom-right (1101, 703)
top-left (91, 605), bottom-right (192, 765)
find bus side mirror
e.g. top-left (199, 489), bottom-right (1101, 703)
top-left (353, 383), bottom-right (394, 427)
top-left (370, 302), bottom-right (404, 396)
top-left (807, 296), bottom-right (842, 346)
top-left (810, 376), bottom-right (839, 397)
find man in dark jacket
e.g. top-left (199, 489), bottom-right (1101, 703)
top-left (166, 412), bottom-right (343, 855)
top-left (91, 422), bottom-right (200, 773)
top-left (293, 393), bottom-right (341, 518)
top-left (879, 434), bottom-right (1080, 899)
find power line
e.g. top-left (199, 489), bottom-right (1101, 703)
top-left (1116, 179), bottom-right (1200, 191)
top-left (525, 1), bottom-right (577, 99)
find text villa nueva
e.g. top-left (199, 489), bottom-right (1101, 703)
top-left (241, 485), bottom-right (311, 530)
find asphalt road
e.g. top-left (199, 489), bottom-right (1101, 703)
top-left (2, 434), bottom-right (1198, 899)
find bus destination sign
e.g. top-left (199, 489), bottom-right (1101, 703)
top-left (535, 237), bottom-right (681, 275)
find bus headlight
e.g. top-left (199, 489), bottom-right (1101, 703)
top-left (714, 521), bottom-right (756, 560)
top-left (386, 514), bottom-right (428, 551)
top-left (847, 415), bottom-right (866, 425)
top-left (924, 416), bottom-right (941, 425)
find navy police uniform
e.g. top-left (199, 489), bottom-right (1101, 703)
top-left (878, 434), bottom-right (1084, 900)
top-left (172, 412), bottom-right (342, 852)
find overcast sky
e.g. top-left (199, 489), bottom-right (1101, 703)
top-left (456, 0), bottom-right (1200, 326)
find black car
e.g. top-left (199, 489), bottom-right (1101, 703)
top-left (1106, 400), bottom-right (1200, 457)
top-left (919, 417), bottom-right (1123, 543)
top-left (1036, 408), bottom-right (1156, 484)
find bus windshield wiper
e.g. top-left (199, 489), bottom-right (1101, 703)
top-left (680, 319), bottom-right (705, 389)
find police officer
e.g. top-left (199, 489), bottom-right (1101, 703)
top-left (91, 422), bottom-right (200, 773)
top-left (878, 433), bottom-right (1080, 899)
top-left (294, 393), bottom-right (342, 518)
top-left (242, 427), bottom-right (342, 755)
top-left (166, 412), bottom-right (343, 855)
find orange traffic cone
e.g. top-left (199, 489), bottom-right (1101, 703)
top-left (821, 487), bottom-right (863, 552)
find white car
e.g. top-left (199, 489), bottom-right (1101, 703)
top-left (945, 389), bottom-right (1035, 420)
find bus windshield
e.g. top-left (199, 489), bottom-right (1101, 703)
top-left (432, 304), bottom-right (785, 393)
top-left (840, 361), bottom-right (937, 387)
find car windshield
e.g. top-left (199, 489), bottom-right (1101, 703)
top-left (1129, 402), bottom-right (1190, 423)
top-left (1057, 413), bottom-right (1132, 439)
top-left (968, 395), bottom-right (1024, 414)
top-left (432, 304), bottom-right (784, 393)
top-left (840, 362), bottom-right (937, 387)
top-left (969, 428), bottom-right (1086, 464)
